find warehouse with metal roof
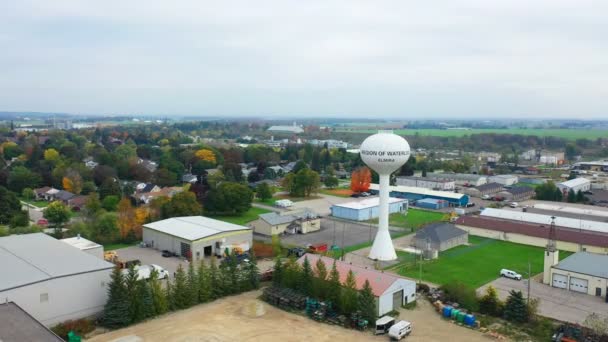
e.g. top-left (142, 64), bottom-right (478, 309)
top-left (143, 216), bottom-right (253, 261)
top-left (297, 254), bottom-right (416, 315)
top-left (547, 252), bottom-right (608, 300)
top-left (330, 196), bottom-right (408, 221)
top-left (253, 209), bottom-right (320, 236)
top-left (369, 183), bottom-right (469, 207)
top-left (0, 233), bottom-right (114, 326)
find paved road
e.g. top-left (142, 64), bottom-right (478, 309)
top-left (22, 203), bottom-right (44, 223)
top-left (478, 276), bottom-right (606, 324)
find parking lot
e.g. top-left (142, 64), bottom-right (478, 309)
top-left (478, 276), bottom-right (607, 324)
top-left (113, 246), bottom-right (190, 277)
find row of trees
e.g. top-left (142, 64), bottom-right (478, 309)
top-left (103, 254), bottom-right (260, 328)
top-left (535, 181), bottom-right (587, 203)
top-left (272, 257), bottom-right (377, 324)
top-left (281, 162), bottom-right (321, 197)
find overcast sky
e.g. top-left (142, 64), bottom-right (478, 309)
top-left (1, 1), bottom-right (607, 118)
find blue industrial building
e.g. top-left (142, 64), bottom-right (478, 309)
top-left (369, 184), bottom-right (469, 207)
top-left (330, 197), bottom-right (408, 221)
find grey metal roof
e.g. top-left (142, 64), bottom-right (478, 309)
top-left (0, 233), bottom-right (114, 292)
top-left (474, 182), bottom-right (503, 192)
top-left (143, 216), bottom-right (251, 241)
top-left (259, 209), bottom-right (318, 226)
top-left (415, 223), bottom-right (467, 243)
top-left (553, 252), bottom-right (608, 279)
top-left (507, 186), bottom-right (535, 195)
top-left (54, 190), bottom-right (75, 201)
top-left (0, 302), bottom-right (63, 341)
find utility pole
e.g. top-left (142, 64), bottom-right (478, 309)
top-left (527, 259), bottom-right (531, 304)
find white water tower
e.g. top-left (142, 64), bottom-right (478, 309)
top-left (360, 130), bottom-right (410, 261)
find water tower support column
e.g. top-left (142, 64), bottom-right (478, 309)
top-left (369, 174), bottom-right (397, 261)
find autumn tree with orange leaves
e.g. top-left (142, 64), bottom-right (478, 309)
top-left (117, 197), bottom-right (139, 241)
top-left (350, 167), bottom-right (371, 193)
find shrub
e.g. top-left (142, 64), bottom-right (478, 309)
top-left (51, 319), bottom-right (95, 339)
top-left (440, 281), bottom-right (479, 312)
top-left (416, 283), bottom-right (430, 294)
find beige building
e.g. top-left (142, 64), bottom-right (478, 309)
top-left (253, 209), bottom-right (320, 236)
top-left (544, 252), bottom-right (608, 299)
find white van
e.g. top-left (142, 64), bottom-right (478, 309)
top-left (500, 268), bottom-right (522, 280)
top-left (388, 320), bottom-right (412, 340)
top-left (275, 199), bottom-right (294, 208)
top-left (509, 202), bottom-right (518, 208)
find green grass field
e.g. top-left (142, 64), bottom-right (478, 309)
top-left (19, 198), bottom-right (49, 208)
top-left (367, 209), bottom-right (447, 231)
top-left (394, 235), bottom-right (572, 288)
top-left (103, 242), bottom-right (137, 251)
top-left (209, 207), bottom-right (272, 225)
top-left (336, 128), bottom-right (608, 140)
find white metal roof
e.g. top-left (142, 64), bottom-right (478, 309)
top-left (332, 196), bottom-right (407, 210)
top-left (61, 236), bottom-right (102, 251)
top-left (0, 233), bottom-right (114, 292)
top-left (143, 216), bottom-right (251, 241)
top-left (558, 178), bottom-right (590, 188)
top-left (480, 208), bottom-right (608, 234)
top-left (369, 183), bottom-right (466, 200)
top-left (533, 203), bottom-right (608, 219)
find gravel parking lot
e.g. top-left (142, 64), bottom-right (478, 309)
top-left (113, 246), bottom-right (190, 276)
top-left (478, 276), bottom-right (607, 324)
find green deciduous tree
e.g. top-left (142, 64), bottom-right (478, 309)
top-left (161, 191), bottom-right (202, 219)
top-left (324, 175), bottom-right (339, 189)
top-left (0, 186), bottom-right (23, 225)
top-left (103, 267), bottom-right (130, 328)
top-left (44, 201), bottom-right (71, 234)
top-left (256, 182), bottom-right (273, 201)
top-left (504, 290), bottom-right (528, 323)
top-left (102, 195), bottom-right (120, 211)
top-left (204, 182), bottom-right (253, 215)
top-left (8, 166), bottom-right (41, 193)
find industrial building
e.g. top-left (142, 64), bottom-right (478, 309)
top-left (330, 197), bottom-right (408, 221)
top-left (546, 252), bottom-right (608, 300)
top-left (414, 223), bottom-right (468, 253)
top-left (415, 198), bottom-right (449, 210)
top-left (143, 216), bottom-right (253, 260)
top-left (369, 184), bottom-right (469, 207)
top-left (466, 182), bottom-right (503, 198)
top-left (0, 302), bottom-right (63, 341)
top-left (0, 233), bottom-right (114, 326)
top-left (573, 160), bottom-right (608, 172)
top-left (497, 186), bottom-right (536, 202)
top-left (480, 208), bottom-right (608, 234)
top-left (488, 175), bottom-right (519, 186)
top-left (395, 176), bottom-right (455, 191)
top-left (61, 235), bottom-right (104, 259)
top-left (426, 172), bottom-right (487, 187)
top-left (558, 178), bottom-right (591, 194)
top-left (298, 254), bottom-right (416, 316)
top-left (267, 123), bottom-right (304, 134)
top-left (455, 215), bottom-right (608, 254)
top-left (252, 209), bottom-right (320, 236)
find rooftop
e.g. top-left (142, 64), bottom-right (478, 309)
top-left (474, 182), bottom-right (503, 192)
top-left (427, 172), bottom-right (487, 181)
top-left (0, 302), bottom-right (63, 341)
top-left (370, 183), bottom-right (466, 200)
top-left (61, 236), bottom-right (102, 251)
top-left (259, 209), bottom-right (318, 226)
top-left (332, 196), bottom-right (407, 210)
top-left (267, 125), bottom-right (304, 133)
top-left (396, 176), bottom-right (454, 183)
top-left (0, 233), bottom-right (114, 292)
top-left (505, 186), bottom-right (535, 195)
top-left (554, 252), bottom-right (608, 279)
top-left (559, 178), bottom-right (591, 188)
top-left (143, 216), bottom-right (251, 241)
top-left (297, 254), bottom-right (414, 296)
top-left (415, 222), bottom-right (468, 243)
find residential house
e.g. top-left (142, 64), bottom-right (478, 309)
top-left (252, 209), bottom-right (320, 236)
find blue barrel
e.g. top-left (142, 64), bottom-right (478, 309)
top-left (442, 306), bottom-right (453, 318)
top-left (464, 314), bottom-right (476, 327)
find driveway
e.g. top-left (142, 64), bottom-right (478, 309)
top-left (289, 193), bottom-right (356, 216)
top-left (114, 246), bottom-right (190, 277)
top-left (478, 276), bottom-right (607, 324)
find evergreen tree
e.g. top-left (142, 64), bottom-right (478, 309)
top-left (103, 267), bottom-right (130, 328)
top-left (125, 266), bottom-right (144, 323)
top-left (138, 279), bottom-right (155, 319)
top-left (187, 262), bottom-right (199, 306)
top-left (172, 265), bottom-right (192, 309)
top-left (313, 258), bottom-right (328, 300)
top-left (567, 189), bottom-right (576, 203)
top-left (165, 278), bottom-right (175, 311)
top-left (245, 251), bottom-right (260, 291)
top-left (340, 270), bottom-right (358, 314)
top-left (327, 260), bottom-right (342, 310)
top-left (149, 269), bottom-right (168, 315)
top-left (554, 188), bottom-right (563, 202)
top-left (358, 279), bottom-right (377, 324)
top-left (282, 257), bottom-right (300, 290)
top-left (576, 190), bottom-right (585, 203)
top-left (197, 260), bottom-right (212, 303)
top-left (479, 285), bottom-right (502, 316)
top-left (209, 258), bottom-right (223, 299)
top-left (272, 257), bottom-right (284, 287)
top-left (504, 290), bottom-right (529, 323)
top-left (300, 257), bottom-right (313, 296)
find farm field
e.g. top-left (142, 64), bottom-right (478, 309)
top-left (209, 207), bottom-right (271, 225)
top-left (366, 209), bottom-right (447, 231)
top-left (336, 128), bottom-right (608, 140)
top-left (393, 235), bottom-right (572, 288)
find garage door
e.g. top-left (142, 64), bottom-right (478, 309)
top-left (392, 290), bottom-right (403, 310)
top-left (552, 274), bottom-right (568, 289)
top-left (569, 277), bottom-right (589, 293)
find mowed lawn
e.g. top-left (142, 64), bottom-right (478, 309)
top-left (395, 236), bottom-right (572, 288)
top-left (336, 128), bottom-right (608, 140)
top-left (209, 207), bottom-right (271, 225)
top-left (367, 208), bottom-right (447, 231)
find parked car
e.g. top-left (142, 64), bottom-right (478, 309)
top-left (360, 192), bottom-right (371, 197)
top-left (122, 264), bottom-right (169, 280)
top-left (509, 202), bottom-right (518, 208)
top-left (374, 316), bottom-right (395, 335)
top-left (500, 268), bottom-right (522, 280)
top-left (287, 247), bottom-right (306, 258)
top-left (481, 195), bottom-right (491, 200)
top-left (221, 253), bottom-right (251, 265)
top-left (466, 202), bottom-right (475, 208)
top-left (161, 250), bottom-right (175, 257)
top-left (388, 320), bottom-right (412, 340)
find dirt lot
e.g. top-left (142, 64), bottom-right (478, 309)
top-left (88, 290), bottom-right (491, 342)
